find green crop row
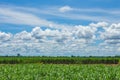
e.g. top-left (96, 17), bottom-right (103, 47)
top-left (0, 64), bottom-right (120, 80)
top-left (0, 56), bottom-right (119, 64)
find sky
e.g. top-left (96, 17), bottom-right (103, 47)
top-left (0, 0), bottom-right (120, 56)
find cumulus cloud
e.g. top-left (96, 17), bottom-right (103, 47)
top-left (89, 22), bottom-right (108, 28)
top-left (0, 22), bottom-right (120, 56)
top-left (30, 25), bottom-right (96, 44)
top-left (100, 23), bottom-right (120, 45)
top-left (0, 32), bottom-right (12, 43)
top-left (73, 25), bottom-right (96, 39)
top-left (0, 23), bottom-right (97, 56)
top-left (14, 31), bottom-right (34, 43)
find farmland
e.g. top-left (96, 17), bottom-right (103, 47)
top-left (0, 56), bottom-right (119, 64)
top-left (0, 64), bottom-right (120, 80)
top-left (0, 56), bottom-right (120, 80)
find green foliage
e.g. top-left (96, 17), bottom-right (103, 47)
top-left (0, 64), bottom-right (120, 80)
top-left (0, 56), bottom-right (119, 64)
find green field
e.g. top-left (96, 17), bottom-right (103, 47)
top-left (0, 56), bottom-right (119, 64)
top-left (0, 64), bottom-right (120, 80)
top-left (0, 57), bottom-right (120, 80)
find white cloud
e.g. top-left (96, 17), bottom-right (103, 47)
top-left (59, 6), bottom-right (73, 13)
top-left (0, 21), bottom-right (120, 56)
top-left (0, 7), bottom-right (70, 29)
top-left (89, 22), bottom-right (108, 28)
top-left (0, 5), bottom-right (120, 30)
top-left (0, 32), bottom-right (12, 43)
top-left (117, 47), bottom-right (120, 52)
top-left (0, 23), bottom-right (99, 56)
top-left (31, 27), bottom-right (73, 43)
top-left (16, 6), bottom-right (120, 23)
top-left (14, 31), bottom-right (34, 42)
top-left (73, 25), bottom-right (96, 39)
top-left (0, 22), bottom-right (103, 56)
top-left (100, 23), bottom-right (120, 46)
top-left (1, 5), bottom-right (120, 24)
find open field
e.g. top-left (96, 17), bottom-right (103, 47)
top-left (0, 64), bottom-right (120, 80)
top-left (0, 56), bottom-right (119, 64)
top-left (0, 57), bottom-right (120, 80)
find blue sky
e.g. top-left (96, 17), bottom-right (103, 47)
top-left (0, 0), bottom-right (120, 56)
top-left (1, 0), bottom-right (120, 8)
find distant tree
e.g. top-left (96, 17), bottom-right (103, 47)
top-left (71, 55), bottom-right (75, 57)
top-left (5, 55), bottom-right (8, 57)
top-left (89, 56), bottom-right (93, 57)
top-left (17, 53), bottom-right (21, 57)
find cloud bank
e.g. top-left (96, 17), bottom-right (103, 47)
top-left (0, 22), bottom-right (120, 56)
top-left (0, 5), bottom-right (120, 56)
